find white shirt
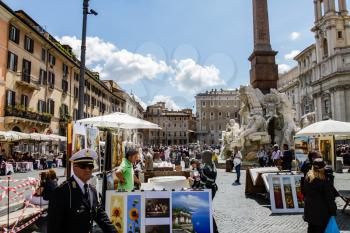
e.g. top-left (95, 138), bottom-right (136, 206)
top-left (72, 174), bottom-right (89, 195)
top-left (257, 150), bottom-right (267, 159)
top-left (272, 150), bottom-right (282, 160)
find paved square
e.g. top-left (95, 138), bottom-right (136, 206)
top-left (213, 169), bottom-right (350, 233)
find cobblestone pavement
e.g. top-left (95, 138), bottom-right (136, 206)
top-left (214, 169), bottom-right (350, 233)
top-left (3, 168), bottom-right (350, 233)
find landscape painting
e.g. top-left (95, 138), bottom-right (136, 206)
top-left (172, 191), bottom-right (212, 233)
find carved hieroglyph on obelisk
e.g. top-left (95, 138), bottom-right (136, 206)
top-left (248, 0), bottom-right (278, 94)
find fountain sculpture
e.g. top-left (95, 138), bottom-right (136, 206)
top-left (222, 86), bottom-right (297, 160)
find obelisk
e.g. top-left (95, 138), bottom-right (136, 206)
top-left (248, 0), bottom-right (278, 94)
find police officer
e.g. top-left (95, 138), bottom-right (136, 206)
top-left (47, 149), bottom-right (117, 233)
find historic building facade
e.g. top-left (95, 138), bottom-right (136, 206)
top-left (195, 89), bottom-right (240, 146)
top-left (143, 102), bottom-right (196, 146)
top-left (0, 2), bottom-right (126, 135)
top-left (278, 0), bottom-right (350, 125)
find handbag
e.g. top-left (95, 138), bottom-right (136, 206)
top-left (324, 216), bottom-right (340, 233)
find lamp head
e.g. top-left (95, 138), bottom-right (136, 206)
top-left (89, 9), bottom-right (98, 15)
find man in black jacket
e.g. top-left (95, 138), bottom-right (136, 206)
top-left (47, 149), bottom-right (116, 233)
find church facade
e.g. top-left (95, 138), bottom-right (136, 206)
top-left (278, 0), bottom-right (350, 125)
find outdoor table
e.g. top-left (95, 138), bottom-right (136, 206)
top-left (15, 162), bottom-right (34, 172)
top-left (5, 163), bottom-right (14, 174)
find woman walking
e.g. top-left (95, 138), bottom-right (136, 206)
top-left (304, 158), bottom-right (337, 233)
top-left (232, 146), bottom-right (242, 184)
top-left (200, 150), bottom-right (219, 233)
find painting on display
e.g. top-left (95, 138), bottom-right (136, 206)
top-left (172, 190), bottom-right (213, 233)
top-left (272, 177), bottom-right (283, 209)
top-left (144, 191), bottom-right (171, 233)
top-left (105, 192), bottom-right (126, 232)
top-left (127, 195), bottom-right (142, 233)
top-left (319, 136), bottom-right (335, 169)
top-left (111, 133), bottom-right (123, 169)
top-left (282, 177), bottom-right (294, 209)
top-left (86, 126), bottom-right (100, 172)
top-left (72, 123), bottom-right (86, 154)
top-left (294, 136), bottom-right (309, 167)
top-left (268, 174), bottom-right (304, 213)
top-left (294, 176), bottom-right (304, 208)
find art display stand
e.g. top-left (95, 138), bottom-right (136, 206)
top-left (268, 174), bottom-right (304, 214)
top-left (105, 189), bottom-right (213, 233)
top-left (245, 167), bottom-right (279, 194)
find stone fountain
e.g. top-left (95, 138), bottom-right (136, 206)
top-left (222, 86), bottom-right (297, 161)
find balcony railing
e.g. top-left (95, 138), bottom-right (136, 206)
top-left (21, 73), bottom-right (31, 83)
top-left (5, 106), bottom-right (52, 123)
top-left (16, 72), bottom-right (40, 91)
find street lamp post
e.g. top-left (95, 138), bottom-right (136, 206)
top-left (78, 0), bottom-right (97, 120)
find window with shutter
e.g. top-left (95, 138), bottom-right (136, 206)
top-left (47, 99), bottom-right (55, 115)
top-left (21, 95), bottom-right (28, 109)
top-left (39, 69), bottom-right (47, 85)
top-left (6, 90), bottom-right (16, 106)
top-left (9, 25), bottom-right (20, 44)
top-left (22, 59), bottom-right (31, 83)
top-left (62, 64), bottom-right (68, 77)
top-left (7, 52), bottom-right (18, 71)
top-left (24, 36), bottom-right (34, 53)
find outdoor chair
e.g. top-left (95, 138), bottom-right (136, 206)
top-left (338, 190), bottom-right (350, 214)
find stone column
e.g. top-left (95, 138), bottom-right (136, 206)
top-left (314, 0), bottom-right (321, 21)
top-left (324, 0), bottom-right (330, 13)
top-left (328, 0), bottom-right (336, 12)
top-left (338, 0), bottom-right (348, 14)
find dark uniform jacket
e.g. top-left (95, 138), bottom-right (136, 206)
top-left (199, 163), bottom-right (218, 199)
top-left (47, 176), bottom-right (116, 233)
top-left (304, 177), bottom-right (337, 227)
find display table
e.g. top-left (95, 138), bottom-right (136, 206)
top-left (141, 176), bottom-right (190, 190)
top-left (142, 171), bottom-right (191, 183)
top-left (15, 162), bottom-right (34, 172)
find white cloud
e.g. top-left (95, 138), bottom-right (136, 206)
top-left (57, 36), bottom-right (170, 84)
top-left (150, 95), bottom-right (181, 111)
top-left (174, 194), bottom-right (208, 212)
top-left (170, 59), bottom-right (225, 93)
top-left (284, 50), bottom-right (300, 60)
top-left (57, 36), bottom-right (224, 95)
top-left (289, 32), bottom-right (301, 41)
top-left (278, 64), bottom-right (292, 74)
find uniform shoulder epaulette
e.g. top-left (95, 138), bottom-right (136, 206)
top-left (58, 180), bottom-right (70, 188)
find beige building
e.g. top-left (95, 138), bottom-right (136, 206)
top-left (144, 102), bottom-right (196, 146)
top-left (0, 2), bottom-right (125, 135)
top-left (195, 89), bottom-right (240, 146)
top-left (278, 0), bottom-right (350, 125)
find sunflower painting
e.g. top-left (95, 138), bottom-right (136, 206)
top-left (127, 195), bottom-right (141, 233)
top-left (110, 195), bottom-right (125, 232)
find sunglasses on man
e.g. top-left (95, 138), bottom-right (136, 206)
top-left (76, 163), bottom-right (94, 170)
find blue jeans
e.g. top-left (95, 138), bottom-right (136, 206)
top-left (47, 161), bottom-right (53, 169)
top-left (235, 164), bottom-right (241, 182)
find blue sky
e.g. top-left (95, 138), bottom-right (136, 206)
top-left (4, 0), bottom-right (338, 110)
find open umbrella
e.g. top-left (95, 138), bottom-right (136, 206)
top-left (296, 119), bottom-right (350, 136)
top-left (77, 112), bottom-right (161, 130)
top-left (0, 131), bottom-right (21, 141)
